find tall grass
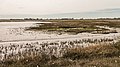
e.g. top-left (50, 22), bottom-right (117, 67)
top-left (0, 41), bottom-right (120, 67)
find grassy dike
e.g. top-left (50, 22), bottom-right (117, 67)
top-left (0, 41), bottom-right (120, 67)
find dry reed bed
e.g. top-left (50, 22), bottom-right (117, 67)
top-left (0, 38), bottom-right (116, 61)
top-left (0, 39), bottom-right (120, 67)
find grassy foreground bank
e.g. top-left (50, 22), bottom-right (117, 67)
top-left (0, 41), bottom-right (120, 67)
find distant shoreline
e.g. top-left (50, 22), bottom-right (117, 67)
top-left (0, 17), bottom-right (120, 22)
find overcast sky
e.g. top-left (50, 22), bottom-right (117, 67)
top-left (0, 0), bottom-right (120, 15)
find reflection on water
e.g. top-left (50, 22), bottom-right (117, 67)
top-left (0, 21), bottom-right (120, 43)
top-left (0, 22), bottom-right (51, 28)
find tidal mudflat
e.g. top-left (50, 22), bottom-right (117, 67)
top-left (0, 20), bottom-right (120, 67)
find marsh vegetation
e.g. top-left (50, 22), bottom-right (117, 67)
top-left (0, 19), bottom-right (120, 67)
top-left (0, 41), bottom-right (120, 67)
top-left (28, 19), bottom-right (119, 34)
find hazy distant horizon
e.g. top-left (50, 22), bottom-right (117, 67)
top-left (0, 8), bottom-right (120, 19)
top-left (0, 0), bottom-right (120, 19)
top-left (0, 0), bottom-right (120, 15)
